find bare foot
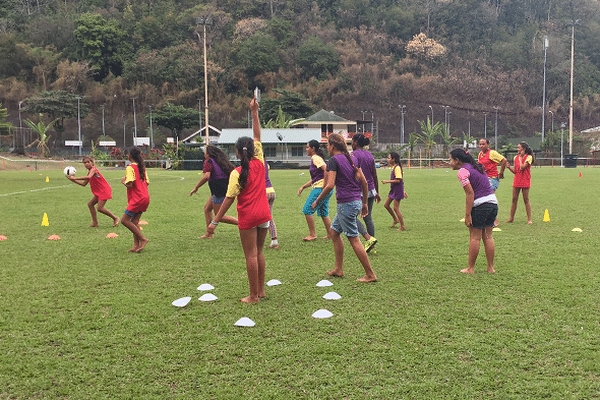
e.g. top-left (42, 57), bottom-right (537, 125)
top-left (303, 236), bottom-right (317, 241)
top-left (460, 268), bottom-right (474, 274)
top-left (134, 238), bottom-right (148, 252)
top-left (199, 233), bottom-right (213, 239)
top-left (357, 275), bottom-right (377, 282)
top-left (397, 226), bottom-right (407, 231)
top-left (527, 221), bottom-right (533, 225)
top-left (504, 220), bottom-right (514, 223)
top-left (241, 296), bottom-right (259, 303)
top-left (390, 221), bottom-right (399, 228)
top-left (89, 223), bottom-right (99, 227)
top-left (326, 269), bottom-right (344, 277)
top-left (487, 267), bottom-right (495, 273)
top-left (493, 220), bottom-right (499, 227)
top-left (112, 218), bottom-right (120, 227)
top-left (127, 247), bottom-right (137, 252)
top-left (258, 292), bottom-right (266, 298)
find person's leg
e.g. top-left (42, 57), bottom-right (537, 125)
top-left (482, 226), bottom-right (495, 273)
top-left (88, 196), bottom-right (99, 227)
top-left (256, 227), bottom-right (268, 297)
top-left (462, 226), bottom-right (482, 274)
top-left (348, 236), bottom-right (377, 282)
top-left (321, 216), bottom-right (332, 239)
top-left (239, 227), bottom-right (260, 303)
top-left (364, 197), bottom-right (376, 237)
top-left (121, 212), bottom-right (147, 252)
top-left (505, 187), bottom-right (520, 223)
top-left (267, 192), bottom-right (278, 248)
top-left (304, 215), bottom-right (318, 240)
top-left (383, 197), bottom-right (398, 227)
top-left (357, 219), bottom-right (370, 240)
top-left (203, 195), bottom-right (213, 228)
top-left (96, 199), bottom-right (119, 226)
top-left (131, 212), bottom-right (147, 252)
top-left (522, 188), bottom-right (532, 224)
top-left (393, 199), bottom-right (406, 230)
top-left (212, 203), bottom-right (238, 225)
top-left (317, 191), bottom-right (333, 239)
top-left (327, 230), bottom-right (345, 277)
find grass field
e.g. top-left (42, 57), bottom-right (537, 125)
top-left (1, 165), bottom-right (600, 399)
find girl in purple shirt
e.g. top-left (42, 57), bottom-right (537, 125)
top-left (313, 133), bottom-right (377, 283)
top-left (381, 152), bottom-right (406, 230)
top-left (450, 149), bottom-right (498, 275)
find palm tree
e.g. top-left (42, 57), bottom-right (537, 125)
top-left (24, 114), bottom-right (57, 158)
top-left (263, 106), bottom-right (305, 128)
top-left (406, 132), bottom-right (419, 168)
top-left (439, 132), bottom-right (461, 158)
top-left (417, 117), bottom-right (445, 165)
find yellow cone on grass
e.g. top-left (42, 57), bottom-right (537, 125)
top-left (45, 176), bottom-right (49, 182)
top-left (41, 213), bottom-right (49, 226)
top-left (543, 209), bottom-right (550, 222)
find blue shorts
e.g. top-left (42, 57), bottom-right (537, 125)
top-left (124, 209), bottom-right (141, 217)
top-left (331, 199), bottom-right (362, 237)
top-left (471, 202), bottom-right (498, 229)
top-left (488, 177), bottom-right (500, 192)
top-left (212, 195), bottom-right (225, 205)
top-left (302, 188), bottom-right (332, 217)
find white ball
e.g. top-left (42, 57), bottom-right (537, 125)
top-left (64, 166), bottom-right (76, 177)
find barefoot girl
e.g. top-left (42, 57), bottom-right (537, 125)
top-left (298, 139), bottom-right (332, 241)
top-left (381, 152), bottom-right (406, 231)
top-left (67, 156), bottom-right (119, 227)
top-left (312, 133), bottom-right (377, 282)
top-left (206, 97), bottom-right (271, 303)
top-left (351, 134), bottom-right (380, 252)
top-left (120, 147), bottom-right (149, 253)
top-left (449, 149), bottom-right (498, 274)
top-left (190, 145), bottom-right (238, 238)
top-left (506, 141), bottom-right (534, 224)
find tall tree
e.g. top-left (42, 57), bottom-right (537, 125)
top-left (23, 91), bottom-right (89, 132)
top-left (296, 36), bottom-right (340, 80)
top-left (151, 103), bottom-right (199, 139)
top-left (24, 114), bottom-right (57, 158)
top-left (260, 89), bottom-right (314, 125)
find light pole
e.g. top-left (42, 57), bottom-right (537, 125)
top-left (542, 35), bottom-right (549, 142)
top-left (447, 111), bottom-right (452, 136)
top-left (149, 105), bottom-right (154, 148)
top-left (561, 122), bottom-right (565, 167)
top-left (132, 97), bottom-right (138, 142)
top-left (101, 104), bottom-right (106, 141)
top-left (196, 16), bottom-right (213, 145)
top-left (361, 110), bottom-right (367, 133)
top-left (76, 96), bottom-right (82, 156)
top-left (370, 111), bottom-right (374, 137)
top-left (483, 112), bottom-right (488, 139)
top-left (548, 110), bottom-right (554, 134)
top-left (399, 105), bottom-right (406, 144)
top-left (493, 106), bottom-right (499, 150)
top-left (428, 105), bottom-right (434, 124)
top-left (442, 105), bottom-right (450, 135)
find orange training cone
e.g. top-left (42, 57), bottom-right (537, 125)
top-left (41, 213), bottom-right (49, 226)
top-left (47, 234), bottom-right (61, 240)
top-left (0, 235), bottom-right (7, 241)
top-left (543, 209), bottom-right (550, 222)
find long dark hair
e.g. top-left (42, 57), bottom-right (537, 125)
top-left (519, 141), bottom-right (535, 164)
top-left (308, 139), bottom-right (325, 159)
top-left (389, 152), bottom-right (404, 176)
top-left (328, 133), bottom-right (357, 174)
top-left (450, 148), bottom-right (484, 174)
top-left (206, 145), bottom-right (234, 176)
top-left (235, 136), bottom-right (254, 191)
top-left (128, 147), bottom-right (146, 181)
top-left (352, 133), bottom-right (370, 148)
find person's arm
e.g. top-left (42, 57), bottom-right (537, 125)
top-left (371, 161), bottom-right (381, 203)
top-left (190, 172), bottom-right (210, 196)
top-left (356, 167), bottom-right (369, 217)
top-left (312, 170), bottom-right (335, 209)
top-left (499, 158), bottom-right (508, 178)
top-left (68, 167), bottom-right (95, 186)
top-left (298, 178), bottom-right (313, 196)
top-left (205, 196), bottom-right (235, 235)
top-left (122, 165), bottom-right (135, 188)
top-left (250, 97), bottom-right (260, 142)
top-left (520, 155), bottom-right (531, 170)
top-left (463, 183), bottom-right (475, 227)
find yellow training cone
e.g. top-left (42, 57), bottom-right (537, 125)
top-left (46, 176), bottom-right (49, 182)
top-left (41, 213), bottom-right (49, 226)
top-left (543, 209), bottom-right (550, 222)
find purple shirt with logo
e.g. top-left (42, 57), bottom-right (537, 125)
top-left (327, 153), bottom-right (361, 203)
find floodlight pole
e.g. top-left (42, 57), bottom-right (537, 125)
top-left (399, 105), bottom-right (406, 144)
top-left (428, 105), bottom-right (434, 124)
top-left (101, 104), bottom-right (106, 141)
top-left (149, 105), bottom-right (154, 148)
top-left (196, 16), bottom-right (212, 145)
top-left (76, 96), bottom-right (82, 156)
top-left (483, 112), bottom-right (488, 139)
top-left (542, 35), bottom-right (549, 143)
top-left (493, 106), bottom-right (499, 150)
top-left (132, 97), bottom-right (138, 143)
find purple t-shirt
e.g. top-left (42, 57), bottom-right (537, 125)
top-left (352, 149), bottom-right (375, 191)
top-left (388, 165), bottom-right (405, 200)
top-left (327, 154), bottom-right (362, 203)
top-left (204, 158), bottom-right (227, 181)
top-left (458, 163), bottom-right (494, 200)
top-left (309, 156), bottom-right (325, 184)
top-left (264, 160), bottom-right (273, 189)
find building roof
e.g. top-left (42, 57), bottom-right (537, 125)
top-left (182, 125), bottom-right (222, 143)
top-left (218, 128), bottom-right (322, 144)
top-left (303, 109), bottom-right (355, 124)
top-left (581, 126), bottom-right (600, 134)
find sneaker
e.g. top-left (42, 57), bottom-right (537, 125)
top-left (365, 237), bottom-right (377, 253)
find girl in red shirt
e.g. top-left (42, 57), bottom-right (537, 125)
top-left (207, 97), bottom-right (271, 303)
top-left (506, 141), bottom-right (533, 224)
top-left (121, 147), bottom-right (150, 252)
top-left (67, 156), bottom-right (120, 227)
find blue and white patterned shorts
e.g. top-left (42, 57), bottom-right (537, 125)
top-left (331, 199), bottom-right (362, 237)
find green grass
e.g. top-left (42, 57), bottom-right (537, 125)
top-left (1, 166), bottom-right (600, 399)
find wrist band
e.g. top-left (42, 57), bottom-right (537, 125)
top-left (211, 220), bottom-right (219, 226)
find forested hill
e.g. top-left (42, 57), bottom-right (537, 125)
top-left (1, 0), bottom-right (599, 147)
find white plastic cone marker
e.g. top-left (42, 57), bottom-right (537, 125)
top-left (316, 280), bottom-right (333, 287)
top-left (198, 293), bottom-right (218, 302)
top-left (197, 283), bottom-right (215, 291)
top-left (572, 228), bottom-right (583, 232)
top-left (323, 292), bottom-right (341, 300)
top-left (492, 227), bottom-right (502, 232)
top-left (312, 309), bottom-right (333, 319)
top-left (266, 279), bottom-right (282, 286)
top-left (234, 317), bottom-right (255, 327)
top-left (172, 297), bottom-right (191, 307)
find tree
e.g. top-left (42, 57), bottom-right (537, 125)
top-left (296, 36), bottom-right (340, 80)
top-left (439, 132), bottom-right (460, 158)
top-left (23, 114), bottom-right (57, 158)
top-left (151, 103), bottom-right (199, 139)
top-left (417, 117), bottom-right (445, 163)
top-left (23, 91), bottom-right (89, 132)
top-left (260, 89), bottom-right (314, 125)
top-left (236, 32), bottom-right (281, 80)
top-left (263, 106), bottom-right (304, 128)
top-left (73, 13), bottom-right (129, 80)
top-left (407, 132), bottom-right (419, 167)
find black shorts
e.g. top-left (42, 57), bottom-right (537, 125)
top-left (208, 178), bottom-right (229, 198)
top-left (471, 203), bottom-right (498, 229)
